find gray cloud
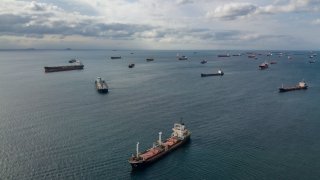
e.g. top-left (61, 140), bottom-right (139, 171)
top-left (0, 1), bottom-right (153, 40)
top-left (207, 3), bottom-right (258, 20)
top-left (207, 0), bottom-right (320, 21)
top-left (176, 0), bottom-right (194, 5)
top-left (0, 0), bottom-right (312, 49)
top-left (28, 1), bottom-right (47, 11)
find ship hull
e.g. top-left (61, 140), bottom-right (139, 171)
top-left (95, 82), bottom-right (108, 93)
top-left (217, 55), bottom-right (230, 57)
top-left (259, 66), bottom-right (268, 70)
top-left (201, 73), bottom-right (223, 77)
top-left (279, 86), bottom-right (307, 92)
top-left (44, 65), bottom-right (84, 73)
top-left (129, 135), bottom-right (191, 170)
top-left (111, 57), bottom-right (121, 59)
top-left (97, 89), bottom-right (108, 93)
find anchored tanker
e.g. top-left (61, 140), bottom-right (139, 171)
top-left (128, 122), bottom-right (191, 170)
top-left (44, 60), bottom-right (84, 73)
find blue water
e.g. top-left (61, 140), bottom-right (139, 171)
top-left (0, 50), bottom-right (320, 179)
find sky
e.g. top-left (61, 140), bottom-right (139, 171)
top-left (0, 0), bottom-right (319, 50)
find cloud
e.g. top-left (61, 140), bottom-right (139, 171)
top-left (207, 3), bottom-right (258, 20)
top-left (28, 1), bottom-right (48, 11)
top-left (207, 0), bottom-right (320, 21)
top-left (0, 0), bottom-right (318, 50)
top-left (312, 19), bottom-right (320, 25)
top-left (258, 0), bottom-right (320, 14)
top-left (176, 0), bottom-right (194, 5)
top-left (0, 1), bottom-right (154, 40)
top-left (2, 1), bottom-right (277, 43)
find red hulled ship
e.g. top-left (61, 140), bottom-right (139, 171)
top-left (128, 122), bottom-right (191, 170)
top-left (259, 62), bottom-right (269, 70)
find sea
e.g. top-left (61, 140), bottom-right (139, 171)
top-left (0, 49), bottom-right (319, 180)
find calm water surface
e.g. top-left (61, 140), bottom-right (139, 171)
top-left (0, 50), bottom-right (319, 179)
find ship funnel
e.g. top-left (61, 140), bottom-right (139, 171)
top-left (136, 142), bottom-right (139, 157)
top-left (158, 132), bottom-right (162, 145)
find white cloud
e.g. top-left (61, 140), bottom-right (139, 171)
top-left (207, 3), bottom-right (258, 20)
top-left (0, 0), bottom-right (319, 49)
top-left (258, 0), bottom-right (320, 14)
top-left (176, 0), bottom-right (194, 5)
top-left (312, 19), bottom-right (320, 24)
top-left (207, 0), bottom-right (320, 20)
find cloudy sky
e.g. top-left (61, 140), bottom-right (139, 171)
top-left (0, 0), bottom-right (319, 50)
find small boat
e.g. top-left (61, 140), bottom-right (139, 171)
top-left (232, 54), bottom-right (241, 56)
top-left (270, 61), bottom-right (277, 64)
top-left (111, 56), bottom-right (121, 59)
top-left (201, 69), bottom-right (224, 77)
top-left (176, 53), bottom-right (188, 60)
top-left (95, 77), bottom-right (108, 93)
top-left (200, 60), bottom-right (207, 64)
top-left (217, 54), bottom-right (230, 57)
top-left (178, 56), bottom-right (188, 60)
top-left (177, 55), bottom-right (188, 60)
top-left (128, 64), bottom-right (135, 68)
top-left (248, 54), bottom-right (256, 58)
top-left (128, 121), bottom-right (191, 170)
top-left (259, 62), bottom-right (269, 70)
top-left (146, 58), bottom-right (154, 62)
top-left (279, 81), bottom-right (308, 93)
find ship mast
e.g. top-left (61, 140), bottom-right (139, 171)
top-left (136, 142), bottom-right (139, 157)
top-left (158, 132), bottom-right (162, 145)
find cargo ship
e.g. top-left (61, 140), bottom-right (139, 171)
top-left (176, 53), bottom-right (188, 60)
top-left (200, 60), bottom-right (207, 64)
top-left (201, 69), bottom-right (224, 77)
top-left (178, 56), bottom-right (188, 60)
top-left (248, 54), bottom-right (256, 58)
top-left (279, 81), bottom-right (308, 93)
top-left (95, 77), bottom-right (108, 93)
top-left (217, 54), bottom-right (230, 57)
top-left (110, 56), bottom-right (121, 59)
top-left (259, 62), bottom-right (268, 70)
top-left (129, 122), bottom-right (191, 170)
top-left (44, 60), bottom-right (84, 73)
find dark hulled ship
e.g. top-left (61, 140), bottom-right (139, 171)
top-left (279, 81), bottom-right (308, 93)
top-left (201, 69), bottom-right (224, 77)
top-left (110, 56), bottom-right (121, 59)
top-left (44, 60), bottom-right (84, 73)
top-left (95, 77), bottom-right (108, 93)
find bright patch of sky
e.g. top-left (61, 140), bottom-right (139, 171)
top-left (0, 0), bottom-right (319, 50)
